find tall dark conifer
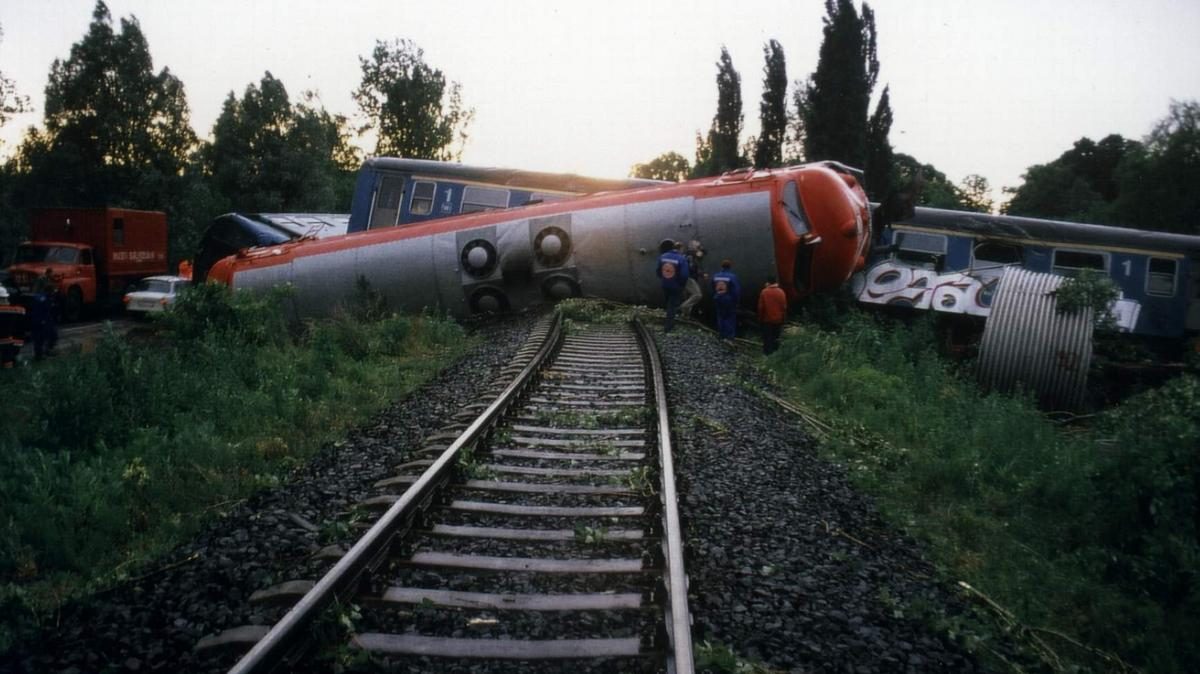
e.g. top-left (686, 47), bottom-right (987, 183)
top-left (798, 0), bottom-right (878, 167)
top-left (864, 85), bottom-right (893, 200)
top-left (753, 40), bottom-right (788, 169)
top-left (692, 47), bottom-right (745, 177)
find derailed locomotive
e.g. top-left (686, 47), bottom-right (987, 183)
top-left (207, 162), bottom-right (873, 318)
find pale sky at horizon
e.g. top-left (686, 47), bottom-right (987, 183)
top-left (2, 0), bottom-right (1199, 205)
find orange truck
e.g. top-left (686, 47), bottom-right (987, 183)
top-left (5, 208), bottom-right (168, 320)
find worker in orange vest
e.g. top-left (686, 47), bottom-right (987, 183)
top-left (0, 285), bottom-right (28, 368)
top-left (756, 274), bottom-right (788, 355)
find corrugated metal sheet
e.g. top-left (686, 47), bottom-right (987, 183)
top-left (977, 267), bottom-right (1093, 410)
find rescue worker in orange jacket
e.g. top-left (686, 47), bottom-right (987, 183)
top-left (757, 274), bottom-right (788, 355)
top-left (0, 285), bottom-right (28, 368)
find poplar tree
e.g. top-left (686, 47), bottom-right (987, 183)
top-left (753, 40), bottom-right (788, 169)
top-left (864, 85), bottom-right (893, 200)
top-left (692, 47), bottom-right (745, 177)
top-left (797, 0), bottom-right (879, 168)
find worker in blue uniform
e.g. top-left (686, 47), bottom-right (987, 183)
top-left (711, 259), bottom-right (740, 340)
top-left (656, 239), bottom-right (690, 333)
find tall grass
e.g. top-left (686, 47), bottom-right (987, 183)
top-left (0, 283), bottom-right (473, 650)
top-left (767, 309), bottom-right (1198, 673)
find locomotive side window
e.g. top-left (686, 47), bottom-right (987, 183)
top-left (894, 231), bottom-right (946, 270)
top-left (1146, 257), bottom-right (1177, 297)
top-left (781, 181), bottom-right (810, 236)
top-left (113, 218), bottom-right (125, 245)
top-left (461, 186), bottom-right (509, 214)
top-left (370, 175), bottom-right (406, 228)
top-left (972, 241), bottom-right (1021, 266)
top-left (409, 181), bottom-right (436, 215)
top-left (1052, 249), bottom-right (1107, 277)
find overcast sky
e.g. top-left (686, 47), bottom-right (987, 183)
top-left (2, 0), bottom-right (1199, 204)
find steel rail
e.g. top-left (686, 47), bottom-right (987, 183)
top-left (633, 318), bottom-right (694, 674)
top-left (227, 312), bottom-right (564, 674)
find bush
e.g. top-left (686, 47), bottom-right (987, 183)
top-left (0, 288), bottom-right (474, 649)
top-left (767, 308), bottom-right (1199, 672)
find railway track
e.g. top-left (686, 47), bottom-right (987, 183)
top-left (208, 312), bottom-right (693, 673)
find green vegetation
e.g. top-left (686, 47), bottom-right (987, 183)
top-left (696, 640), bottom-right (783, 674)
top-left (556, 297), bottom-right (658, 324)
top-left (0, 284), bottom-right (472, 652)
top-left (766, 309), bottom-right (1198, 672)
top-left (1056, 270), bottom-right (1120, 328)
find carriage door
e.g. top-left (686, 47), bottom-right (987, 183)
top-left (368, 175), bottom-right (406, 230)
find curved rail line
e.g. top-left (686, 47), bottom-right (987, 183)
top-left (216, 312), bottom-right (693, 673)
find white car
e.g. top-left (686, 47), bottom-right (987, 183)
top-left (123, 275), bottom-right (190, 315)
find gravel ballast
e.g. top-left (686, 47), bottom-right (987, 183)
top-left (4, 313), bottom-right (993, 673)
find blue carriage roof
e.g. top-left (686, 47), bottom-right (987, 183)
top-left (902, 207), bottom-right (1200, 257)
top-left (362, 157), bottom-right (667, 194)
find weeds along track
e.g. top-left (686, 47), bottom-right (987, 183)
top-left (207, 312), bottom-right (693, 673)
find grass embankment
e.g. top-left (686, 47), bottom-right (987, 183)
top-left (0, 283), bottom-right (473, 652)
top-left (765, 309), bottom-right (1198, 674)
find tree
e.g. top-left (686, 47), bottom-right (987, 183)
top-left (797, 0), bottom-right (879, 167)
top-left (0, 25), bottom-right (30, 130)
top-left (12, 1), bottom-right (196, 210)
top-left (631, 152), bottom-right (691, 182)
top-left (1003, 134), bottom-right (1138, 222)
top-left (890, 153), bottom-right (973, 211)
top-left (753, 40), bottom-right (788, 169)
top-left (1113, 100), bottom-right (1200, 234)
top-left (692, 47), bottom-right (746, 177)
top-left (958, 174), bottom-right (993, 213)
top-left (353, 39), bottom-right (473, 161)
top-left (205, 73), bottom-right (358, 213)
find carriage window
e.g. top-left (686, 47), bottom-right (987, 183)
top-left (1052, 250), bottom-right (1106, 277)
top-left (526, 192), bottom-right (566, 205)
top-left (781, 181), bottom-right (810, 236)
top-left (894, 231), bottom-right (946, 270)
top-left (461, 186), bottom-right (509, 214)
top-left (409, 181), bottom-right (436, 215)
top-left (368, 175), bottom-right (406, 228)
top-left (1146, 257), bottom-right (1177, 297)
top-left (113, 218), bottom-right (125, 245)
top-left (973, 241), bottom-right (1021, 265)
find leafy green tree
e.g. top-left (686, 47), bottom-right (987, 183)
top-left (958, 174), bottom-right (993, 213)
top-left (797, 0), bottom-right (878, 167)
top-left (692, 47), bottom-right (746, 177)
top-left (889, 153), bottom-right (978, 211)
top-left (17, 1), bottom-right (196, 208)
top-left (0, 25), bottom-right (30, 131)
top-left (631, 151), bottom-right (691, 182)
top-left (753, 40), bottom-right (788, 169)
top-left (204, 72), bottom-right (358, 213)
top-left (1003, 134), bottom-right (1138, 222)
top-left (1113, 100), bottom-right (1200, 234)
top-left (353, 39), bottom-right (473, 161)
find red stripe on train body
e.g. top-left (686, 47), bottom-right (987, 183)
top-left (207, 162), bottom-right (871, 318)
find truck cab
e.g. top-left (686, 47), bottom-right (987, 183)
top-left (9, 242), bottom-right (97, 319)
